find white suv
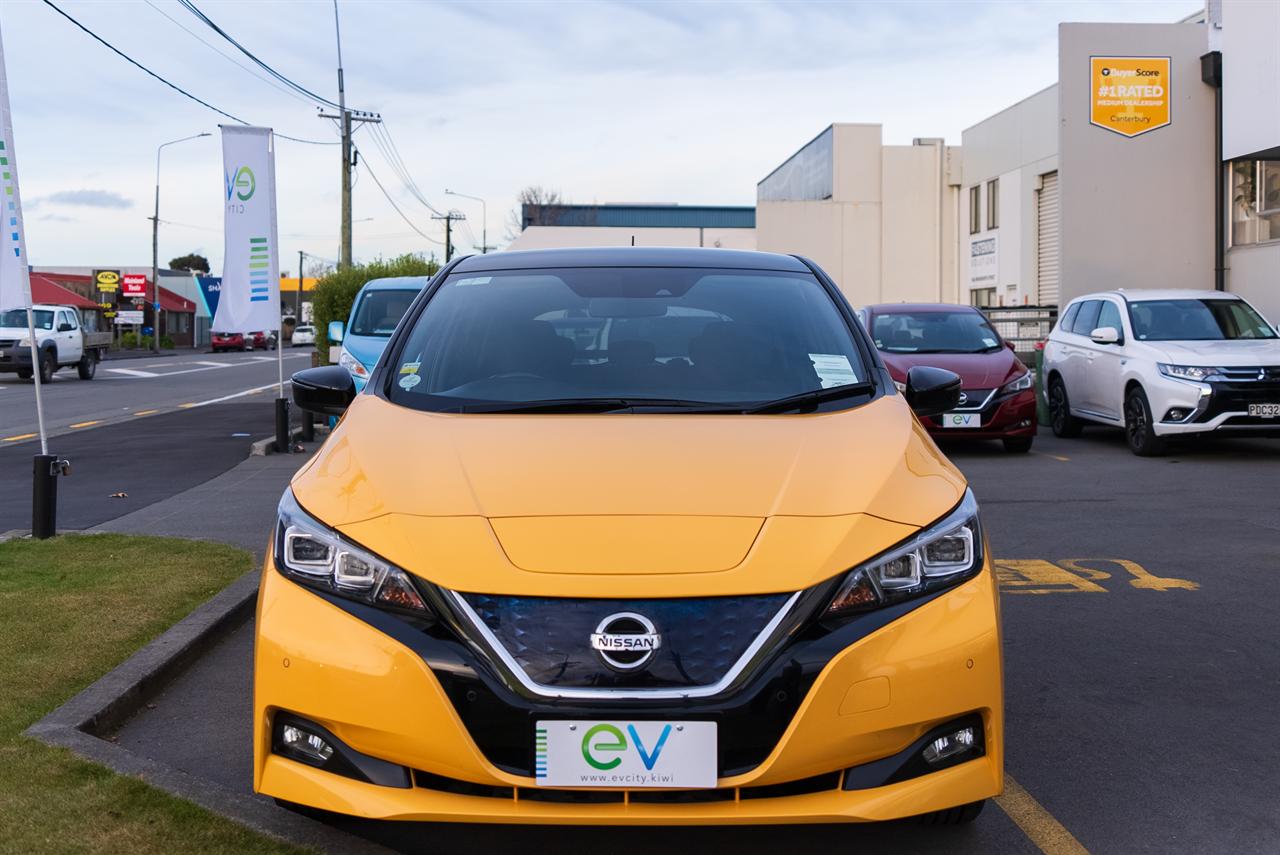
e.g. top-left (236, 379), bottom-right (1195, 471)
top-left (1042, 290), bottom-right (1280, 455)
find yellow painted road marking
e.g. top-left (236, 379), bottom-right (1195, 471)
top-left (997, 774), bottom-right (1091, 855)
top-left (997, 558), bottom-right (1197, 594)
top-left (3, 433), bottom-right (37, 442)
top-left (133, 409), bottom-right (159, 416)
top-left (1032, 451), bottom-right (1070, 462)
top-left (178, 402), bottom-right (197, 409)
top-left (69, 420), bottom-right (101, 429)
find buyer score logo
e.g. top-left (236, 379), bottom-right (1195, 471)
top-left (1090, 56), bottom-right (1170, 138)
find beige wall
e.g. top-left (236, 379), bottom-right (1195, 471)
top-left (1058, 23), bottom-right (1216, 304)
top-left (507, 226), bottom-right (755, 251)
top-left (756, 124), bottom-right (961, 307)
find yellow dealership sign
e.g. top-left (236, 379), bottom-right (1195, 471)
top-left (1090, 56), bottom-right (1170, 138)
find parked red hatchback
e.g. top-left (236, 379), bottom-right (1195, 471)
top-left (211, 331), bottom-right (248, 353)
top-left (862, 304), bottom-right (1037, 452)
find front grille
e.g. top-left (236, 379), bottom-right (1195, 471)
top-left (0, 339), bottom-right (17, 348)
top-left (951, 388), bottom-right (995, 411)
top-left (1199, 378), bottom-right (1280, 423)
top-left (1217, 366), bottom-right (1280, 382)
top-left (459, 593), bottom-right (790, 691)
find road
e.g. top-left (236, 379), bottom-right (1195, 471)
top-left (0, 347), bottom-right (315, 446)
top-left (110, 429), bottom-right (1280, 854)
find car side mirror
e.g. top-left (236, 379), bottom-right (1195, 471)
top-left (1005, 340), bottom-right (1016, 351)
top-left (328, 320), bottom-right (345, 343)
top-left (58, 322), bottom-right (74, 332)
top-left (1090, 326), bottom-right (1121, 345)
top-left (905, 365), bottom-right (962, 418)
top-left (292, 366), bottom-right (355, 416)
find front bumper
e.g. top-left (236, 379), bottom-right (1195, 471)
top-left (0, 345), bottom-right (35, 370)
top-left (1148, 373), bottom-right (1280, 437)
top-left (253, 553), bottom-right (1003, 824)
top-left (925, 389), bottom-right (1037, 440)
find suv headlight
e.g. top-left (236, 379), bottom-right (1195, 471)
top-left (275, 490), bottom-right (429, 614)
top-left (337, 348), bottom-right (369, 379)
top-left (826, 489), bottom-right (983, 618)
top-left (998, 371), bottom-right (1033, 396)
top-left (1157, 364), bottom-right (1218, 382)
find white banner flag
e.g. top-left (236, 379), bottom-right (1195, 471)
top-left (0, 23), bottom-right (31, 312)
top-left (214, 125), bottom-right (279, 332)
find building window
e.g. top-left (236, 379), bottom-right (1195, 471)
top-left (969, 186), bottom-right (981, 235)
top-left (971, 287), bottom-right (996, 308)
top-left (1230, 160), bottom-right (1280, 246)
top-left (986, 179), bottom-right (999, 230)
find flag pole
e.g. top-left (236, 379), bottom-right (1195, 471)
top-left (24, 306), bottom-right (48, 455)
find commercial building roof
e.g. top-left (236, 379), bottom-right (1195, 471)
top-left (30, 274), bottom-right (99, 309)
top-left (522, 204), bottom-right (755, 230)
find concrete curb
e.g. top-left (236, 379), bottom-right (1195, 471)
top-left (251, 424), bottom-right (329, 457)
top-left (22, 569), bottom-right (389, 854)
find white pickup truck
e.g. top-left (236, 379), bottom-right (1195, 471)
top-left (0, 304), bottom-right (113, 382)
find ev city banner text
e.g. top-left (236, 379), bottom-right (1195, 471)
top-left (215, 125), bottom-right (280, 332)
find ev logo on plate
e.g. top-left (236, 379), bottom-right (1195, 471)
top-left (536, 720), bottom-right (717, 788)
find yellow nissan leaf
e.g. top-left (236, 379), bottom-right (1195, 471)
top-left (256, 247), bottom-right (1002, 826)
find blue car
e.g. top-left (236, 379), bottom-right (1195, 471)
top-left (329, 276), bottom-right (428, 392)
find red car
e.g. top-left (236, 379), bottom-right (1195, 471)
top-left (249, 330), bottom-right (277, 350)
top-left (862, 303), bottom-right (1037, 452)
top-left (211, 331), bottom-right (249, 353)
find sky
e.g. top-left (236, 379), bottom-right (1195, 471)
top-left (2, 0), bottom-right (1200, 275)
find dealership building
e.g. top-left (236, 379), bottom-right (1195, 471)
top-left (750, 0), bottom-right (1278, 318)
top-left (507, 204), bottom-right (756, 251)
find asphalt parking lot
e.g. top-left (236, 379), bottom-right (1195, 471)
top-left (109, 426), bottom-right (1280, 854)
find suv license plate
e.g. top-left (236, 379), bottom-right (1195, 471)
top-left (1248, 403), bottom-right (1280, 418)
top-left (535, 720), bottom-right (717, 788)
top-left (943, 412), bottom-right (980, 428)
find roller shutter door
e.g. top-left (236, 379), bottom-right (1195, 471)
top-left (1036, 171), bottom-right (1060, 306)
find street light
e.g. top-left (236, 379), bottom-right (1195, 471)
top-left (445, 189), bottom-right (490, 253)
top-left (151, 132), bottom-right (212, 353)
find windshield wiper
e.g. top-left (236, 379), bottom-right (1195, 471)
top-left (744, 381), bottom-right (876, 414)
top-left (458, 397), bottom-right (737, 414)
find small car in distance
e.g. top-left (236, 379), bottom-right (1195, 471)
top-left (211, 331), bottom-right (249, 353)
top-left (291, 325), bottom-right (316, 347)
top-left (250, 331), bottom-right (278, 351)
top-left (1043, 289), bottom-right (1280, 455)
top-left (862, 303), bottom-right (1036, 453)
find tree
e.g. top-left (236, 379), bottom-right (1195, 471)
top-left (168, 253), bottom-right (210, 273)
top-left (311, 253), bottom-right (440, 361)
top-left (504, 186), bottom-right (565, 241)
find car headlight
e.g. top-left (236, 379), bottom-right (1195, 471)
top-left (274, 490), bottom-right (429, 614)
top-left (1157, 364), bottom-right (1218, 382)
top-left (826, 489), bottom-right (983, 618)
top-left (998, 371), bottom-right (1033, 396)
top-left (18, 337), bottom-right (31, 348)
top-left (337, 348), bottom-right (369, 379)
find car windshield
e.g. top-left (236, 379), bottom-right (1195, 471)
top-left (871, 310), bottom-right (1002, 354)
top-left (0, 309), bottom-right (53, 330)
top-left (386, 266), bottom-right (869, 412)
top-left (1128, 299), bottom-right (1278, 341)
top-left (350, 289), bottom-right (418, 337)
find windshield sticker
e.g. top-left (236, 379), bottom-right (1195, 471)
top-left (398, 373), bottom-right (422, 391)
top-left (809, 353), bottom-right (859, 388)
top-left (982, 337), bottom-right (997, 348)
top-left (454, 276), bottom-right (492, 287)
top-left (399, 361), bottom-right (421, 375)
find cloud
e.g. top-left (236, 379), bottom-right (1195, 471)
top-left (38, 213), bottom-right (77, 223)
top-left (36, 190), bottom-right (133, 210)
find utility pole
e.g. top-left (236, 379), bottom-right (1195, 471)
top-left (431, 210), bottom-right (466, 262)
top-left (320, 1), bottom-right (379, 269)
top-left (297, 249), bottom-right (303, 321)
top-left (445, 189), bottom-right (494, 253)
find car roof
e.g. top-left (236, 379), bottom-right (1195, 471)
top-left (360, 276), bottom-right (431, 291)
top-left (863, 303), bottom-right (981, 314)
top-left (1069, 289), bottom-right (1241, 303)
top-left (449, 246), bottom-right (810, 273)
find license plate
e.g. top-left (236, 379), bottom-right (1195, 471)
top-left (535, 720), bottom-right (717, 788)
top-left (1248, 403), bottom-right (1280, 418)
top-left (942, 412), bottom-right (981, 428)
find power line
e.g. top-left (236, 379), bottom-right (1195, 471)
top-left (176, 0), bottom-right (357, 113)
top-left (353, 147), bottom-right (443, 246)
top-left (143, 0), bottom-right (312, 107)
top-left (42, 0), bottom-right (338, 146)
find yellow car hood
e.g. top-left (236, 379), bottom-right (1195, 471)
top-left (290, 394), bottom-right (966, 597)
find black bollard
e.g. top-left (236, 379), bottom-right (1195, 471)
top-left (32, 454), bottom-right (57, 539)
top-left (299, 407), bottom-right (315, 442)
top-left (274, 397), bottom-right (291, 453)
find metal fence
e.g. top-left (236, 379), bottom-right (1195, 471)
top-left (980, 305), bottom-right (1057, 358)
